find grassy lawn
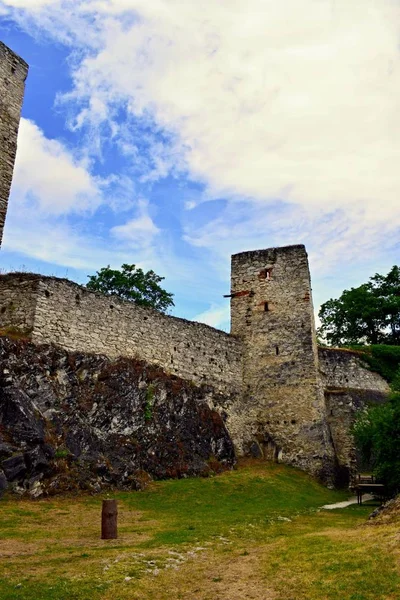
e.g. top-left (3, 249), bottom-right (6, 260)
top-left (0, 460), bottom-right (398, 600)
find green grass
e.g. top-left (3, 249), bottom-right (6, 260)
top-left (117, 462), bottom-right (347, 546)
top-left (0, 460), bottom-right (398, 600)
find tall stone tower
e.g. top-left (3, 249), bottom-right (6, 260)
top-left (230, 245), bottom-right (335, 481)
top-left (0, 41), bottom-right (28, 246)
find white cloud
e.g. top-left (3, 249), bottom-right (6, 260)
top-left (3, 215), bottom-right (114, 270)
top-left (12, 119), bottom-right (102, 215)
top-left (60, 2), bottom-right (400, 220)
top-left (7, 1), bottom-right (398, 226)
top-left (2, 0), bottom-right (55, 7)
top-left (193, 303), bottom-right (230, 330)
top-left (2, 0), bottom-right (400, 309)
top-left (111, 198), bottom-right (160, 247)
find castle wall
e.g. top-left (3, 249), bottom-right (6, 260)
top-left (230, 245), bottom-right (335, 481)
top-left (0, 274), bottom-right (39, 334)
top-left (0, 42), bottom-right (28, 246)
top-left (318, 347), bottom-right (390, 393)
top-left (319, 347), bottom-right (389, 484)
top-left (0, 260), bottom-right (392, 487)
top-left (0, 274), bottom-right (243, 397)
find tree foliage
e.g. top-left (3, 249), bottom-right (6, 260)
top-left (318, 266), bottom-right (400, 346)
top-left (357, 345), bottom-right (400, 388)
top-left (353, 392), bottom-right (400, 496)
top-left (86, 264), bottom-right (174, 313)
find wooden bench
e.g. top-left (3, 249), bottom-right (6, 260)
top-left (356, 473), bottom-right (376, 484)
top-left (356, 483), bottom-right (387, 505)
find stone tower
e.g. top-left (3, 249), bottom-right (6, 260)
top-left (0, 41), bottom-right (28, 246)
top-left (230, 245), bottom-right (335, 481)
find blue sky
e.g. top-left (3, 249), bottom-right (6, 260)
top-left (0, 0), bottom-right (399, 331)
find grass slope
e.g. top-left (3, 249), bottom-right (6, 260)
top-left (0, 460), bottom-right (398, 600)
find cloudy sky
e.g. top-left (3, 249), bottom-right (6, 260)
top-left (0, 0), bottom-right (399, 330)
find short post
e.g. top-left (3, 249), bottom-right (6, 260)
top-left (101, 499), bottom-right (118, 539)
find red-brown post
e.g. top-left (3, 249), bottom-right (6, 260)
top-left (101, 499), bottom-right (118, 539)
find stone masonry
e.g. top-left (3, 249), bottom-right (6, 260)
top-left (0, 273), bottom-right (243, 398)
top-left (230, 245), bottom-right (335, 481)
top-left (0, 42), bottom-right (28, 246)
top-left (0, 257), bottom-right (390, 484)
top-left (319, 347), bottom-right (390, 484)
top-left (0, 41), bottom-right (390, 485)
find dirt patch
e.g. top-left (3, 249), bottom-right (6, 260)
top-left (200, 549), bottom-right (277, 600)
top-left (109, 546), bottom-right (277, 600)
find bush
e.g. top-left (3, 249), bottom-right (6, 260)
top-left (353, 392), bottom-right (400, 496)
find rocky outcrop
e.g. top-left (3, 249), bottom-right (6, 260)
top-left (0, 336), bottom-right (235, 498)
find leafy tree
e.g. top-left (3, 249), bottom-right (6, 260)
top-left (318, 266), bottom-right (400, 346)
top-left (353, 392), bottom-right (400, 496)
top-left (357, 345), bottom-right (400, 386)
top-left (86, 264), bottom-right (174, 313)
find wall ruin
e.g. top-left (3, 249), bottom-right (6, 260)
top-left (230, 245), bottom-right (335, 481)
top-left (0, 254), bottom-right (391, 485)
top-left (319, 347), bottom-right (390, 484)
top-left (0, 255), bottom-right (391, 486)
top-left (0, 42), bottom-right (28, 246)
top-left (0, 273), bottom-right (243, 399)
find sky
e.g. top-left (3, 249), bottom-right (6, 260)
top-left (0, 0), bottom-right (399, 331)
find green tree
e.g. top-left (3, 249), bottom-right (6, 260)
top-left (318, 266), bottom-right (400, 346)
top-left (353, 392), bottom-right (400, 496)
top-left (86, 264), bottom-right (174, 313)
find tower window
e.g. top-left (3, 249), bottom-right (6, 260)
top-left (275, 345), bottom-right (279, 355)
top-left (258, 268), bottom-right (273, 280)
top-left (264, 302), bottom-right (269, 312)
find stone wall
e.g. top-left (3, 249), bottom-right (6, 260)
top-left (230, 245), bottom-right (335, 482)
top-left (0, 274), bottom-right (39, 334)
top-left (319, 347), bottom-right (390, 393)
top-left (319, 347), bottom-right (390, 484)
top-left (0, 259), bottom-right (392, 488)
top-left (0, 42), bottom-right (28, 246)
top-left (0, 273), bottom-right (243, 398)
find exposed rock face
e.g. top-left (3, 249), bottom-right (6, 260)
top-left (0, 336), bottom-right (235, 498)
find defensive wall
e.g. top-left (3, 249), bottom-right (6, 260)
top-left (0, 273), bottom-right (243, 397)
top-left (0, 41), bottom-right (28, 246)
top-left (319, 347), bottom-right (390, 483)
top-left (0, 253), bottom-right (390, 485)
